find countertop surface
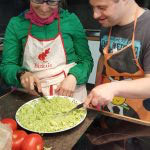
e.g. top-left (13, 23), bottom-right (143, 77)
top-left (0, 90), bottom-right (98, 150)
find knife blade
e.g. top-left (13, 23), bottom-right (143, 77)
top-left (63, 102), bottom-right (84, 116)
top-left (34, 85), bottom-right (50, 102)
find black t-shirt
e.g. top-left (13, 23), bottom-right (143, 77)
top-left (99, 9), bottom-right (150, 74)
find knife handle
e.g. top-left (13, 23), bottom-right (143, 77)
top-left (34, 85), bottom-right (43, 97)
top-left (76, 103), bottom-right (84, 109)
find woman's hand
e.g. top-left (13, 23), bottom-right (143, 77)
top-left (20, 72), bottom-right (42, 95)
top-left (55, 74), bottom-right (77, 97)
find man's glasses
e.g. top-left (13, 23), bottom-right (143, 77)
top-left (31, 0), bottom-right (61, 6)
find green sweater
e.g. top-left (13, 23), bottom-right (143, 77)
top-left (0, 9), bottom-right (93, 87)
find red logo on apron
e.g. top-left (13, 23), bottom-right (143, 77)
top-left (38, 48), bottom-right (50, 62)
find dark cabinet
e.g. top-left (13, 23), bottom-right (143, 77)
top-left (0, 0), bottom-right (29, 34)
top-left (136, 0), bottom-right (150, 8)
top-left (0, 0), bottom-right (150, 33)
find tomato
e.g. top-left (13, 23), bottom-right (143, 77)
top-left (1, 118), bottom-right (17, 131)
top-left (21, 133), bottom-right (44, 150)
top-left (12, 130), bottom-right (28, 150)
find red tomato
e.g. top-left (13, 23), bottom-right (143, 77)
top-left (21, 133), bottom-right (44, 150)
top-left (1, 118), bottom-right (17, 131)
top-left (12, 130), bottom-right (28, 150)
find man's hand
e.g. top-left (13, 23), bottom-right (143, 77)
top-left (84, 82), bottom-right (118, 107)
top-left (55, 74), bottom-right (77, 97)
top-left (20, 72), bottom-right (42, 95)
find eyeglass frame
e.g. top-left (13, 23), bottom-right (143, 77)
top-left (30, 0), bottom-right (61, 6)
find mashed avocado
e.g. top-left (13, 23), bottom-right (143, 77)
top-left (16, 96), bottom-right (86, 133)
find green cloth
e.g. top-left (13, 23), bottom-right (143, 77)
top-left (0, 9), bottom-right (93, 87)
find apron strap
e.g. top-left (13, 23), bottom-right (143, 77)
top-left (49, 85), bottom-right (53, 96)
top-left (58, 14), bottom-right (61, 33)
top-left (104, 27), bottom-right (112, 54)
top-left (28, 22), bottom-right (32, 35)
top-left (131, 8), bottom-right (138, 55)
top-left (131, 8), bottom-right (144, 71)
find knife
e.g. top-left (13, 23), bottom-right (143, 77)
top-left (34, 85), bottom-right (50, 102)
top-left (54, 102), bottom-right (84, 118)
top-left (63, 103), bottom-right (84, 116)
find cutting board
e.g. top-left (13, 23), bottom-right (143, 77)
top-left (97, 96), bottom-right (150, 126)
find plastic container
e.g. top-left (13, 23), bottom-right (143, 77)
top-left (0, 122), bottom-right (12, 150)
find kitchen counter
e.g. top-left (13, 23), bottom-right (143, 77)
top-left (86, 29), bottom-right (100, 41)
top-left (87, 36), bottom-right (99, 41)
top-left (0, 90), bottom-right (98, 150)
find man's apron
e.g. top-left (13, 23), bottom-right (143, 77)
top-left (100, 9), bottom-right (150, 125)
top-left (23, 16), bottom-right (87, 102)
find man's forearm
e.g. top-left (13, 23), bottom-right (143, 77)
top-left (114, 77), bottom-right (150, 99)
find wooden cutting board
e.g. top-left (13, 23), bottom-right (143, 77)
top-left (97, 97), bottom-right (150, 126)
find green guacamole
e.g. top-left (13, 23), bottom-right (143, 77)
top-left (16, 96), bottom-right (86, 133)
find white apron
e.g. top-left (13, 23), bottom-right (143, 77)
top-left (23, 17), bottom-right (87, 102)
